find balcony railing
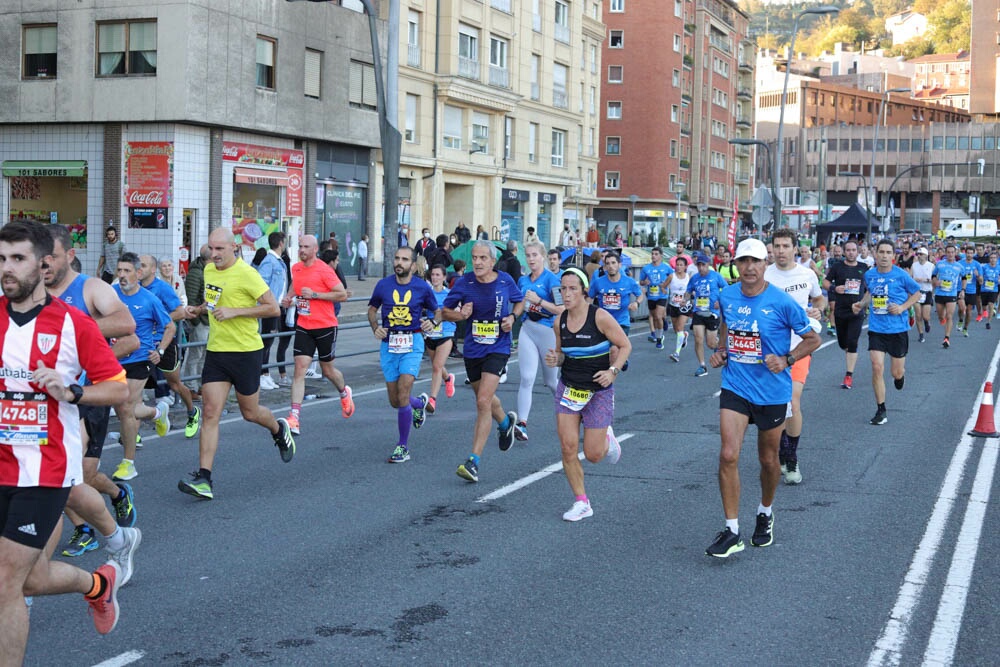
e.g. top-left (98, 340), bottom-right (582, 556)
top-left (710, 34), bottom-right (731, 53)
top-left (554, 23), bottom-right (570, 43)
top-left (734, 145), bottom-right (750, 157)
top-left (735, 172), bottom-right (750, 184)
top-left (531, 83), bottom-right (540, 100)
top-left (458, 56), bottom-right (479, 80)
top-left (553, 87), bottom-right (568, 108)
top-left (736, 114), bottom-right (751, 127)
top-left (490, 0), bottom-right (512, 12)
top-left (736, 87), bottom-right (752, 99)
top-left (679, 159), bottom-right (690, 169)
top-left (407, 43), bottom-right (421, 68)
top-left (683, 54), bottom-right (694, 68)
top-left (738, 58), bottom-right (752, 71)
top-left (488, 65), bottom-right (509, 88)
top-left (533, 13), bottom-right (542, 32)
top-left (680, 122), bottom-right (692, 135)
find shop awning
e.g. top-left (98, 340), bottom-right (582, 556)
top-left (3, 160), bottom-right (87, 177)
top-left (234, 167), bottom-right (289, 187)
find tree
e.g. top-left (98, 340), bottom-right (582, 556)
top-left (925, 0), bottom-right (971, 52)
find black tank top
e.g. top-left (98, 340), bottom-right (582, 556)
top-left (559, 305), bottom-right (611, 391)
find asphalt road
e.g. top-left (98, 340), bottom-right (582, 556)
top-left (23, 319), bottom-right (1000, 666)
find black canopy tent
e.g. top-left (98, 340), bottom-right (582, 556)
top-left (815, 203), bottom-right (871, 246)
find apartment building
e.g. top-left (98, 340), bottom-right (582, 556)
top-left (595, 0), bottom-right (753, 245)
top-left (397, 0), bottom-right (604, 247)
top-left (910, 51), bottom-right (970, 111)
top-left (969, 0), bottom-right (999, 121)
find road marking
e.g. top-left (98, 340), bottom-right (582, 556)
top-left (476, 434), bottom-right (634, 503)
top-left (92, 651), bottom-right (145, 667)
top-left (867, 337), bottom-right (1000, 667)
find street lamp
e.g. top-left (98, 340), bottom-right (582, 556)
top-left (774, 5), bottom-right (839, 225)
top-left (839, 170), bottom-right (870, 241)
top-left (870, 86), bottom-right (910, 237)
top-left (674, 182), bottom-right (686, 242)
top-left (628, 193), bottom-right (639, 242)
top-left (287, 0), bottom-right (401, 276)
top-left (729, 137), bottom-right (776, 239)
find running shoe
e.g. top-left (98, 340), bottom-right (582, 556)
top-left (457, 458), bottom-right (479, 482)
top-left (62, 526), bottom-right (99, 557)
top-left (977, 313), bottom-right (984, 322)
top-left (112, 460), bottom-right (137, 481)
top-left (682, 332), bottom-right (689, 349)
top-left (750, 512), bottom-right (774, 547)
top-left (412, 393), bottom-right (429, 429)
top-left (870, 408), bottom-right (888, 426)
top-left (499, 366), bottom-right (509, 383)
top-left (784, 460), bottom-right (802, 485)
top-left (259, 375), bottom-right (278, 390)
top-left (87, 561), bottom-right (122, 635)
top-left (963, 328), bottom-right (970, 337)
top-left (387, 445), bottom-right (410, 463)
top-left (647, 334), bottom-right (656, 343)
top-left (498, 411), bottom-right (517, 451)
top-left (841, 374), bottom-right (853, 389)
top-left (340, 385), bottom-right (355, 418)
top-left (184, 407), bottom-right (201, 438)
top-left (939, 318), bottom-right (946, 326)
top-left (111, 483), bottom-right (136, 528)
top-left (426, 396), bottom-right (437, 414)
top-left (827, 325), bottom-right (836, 337)
top-left (178, 471), bottom-right (213, 499)
top-left (273, 418), bottom-right (296, 462)
top-left (894, 376), bottom-right (905, 390)
top-left (562, 500), bottom-right (593, 522)
top-left (943, 336), bottom-right (950, 349)
top-left (444, 373), bottom-right (456, 398)
top-left (514, 421), bottom-right (528, 442)
top-left (286, 413), bottom-right (301, 435)
top-left (154, 400), bottom-right (171, 437)
top-left (918, 333), bottom-right (925, 343)
top-left (605, 426), bottom-right (621, 464)
top-left (695, 365), bottom-right (708, 377)
top-left (655, 338), bottom-right (664, 350)
top-left (925, 321), bottom-right (931, 333)
top-left (705, 528), bottom-right (744, 558)
top-left (117, 434), bottom-right (141, 448)
top-left (107, 527), bottom-right (141, 586)
top-left (277, 376), bottom-right (293, 387)
top-left (988, 322), bottom-right (993, 331)
top-left (669, 352), bottom-right (680, 363)
top-left (464, 377), bottom-right (472, 385)
top-left (304, 364), bottom-right (322, 379)
top-left (909, 314), bottom-right (916, 327)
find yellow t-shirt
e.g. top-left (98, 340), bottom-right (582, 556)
top-left (203, 259), bottom-right (269, 352)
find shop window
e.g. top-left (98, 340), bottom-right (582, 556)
top-left (304, 48), bottom-right (322, 99)
top-left (348, 60), bottom-right (376, 110)
top-left (97, 20), bottom-right (156, 76)
top-left (256, 36), bottom-right (276, 89)
top-left (23, 24), bottom-right (57, 79)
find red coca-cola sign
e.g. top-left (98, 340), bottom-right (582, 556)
top-left (127, 190), bottom-right (166, 206)
top-left (124, 142), bottom-right (173, 210)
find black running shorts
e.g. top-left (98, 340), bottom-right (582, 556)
top-left (201, 349), bottom-right (264, 396)
top-left (868, 331), bottom-right (909, 359)
top-left (0, 486), bottom-right (71, 550)
top-left (719, 389), bottom-right (786, 430)
top-left (464, 353), bottom-right (509, 383)
top-left (294, 326), bottom-right (338, 363)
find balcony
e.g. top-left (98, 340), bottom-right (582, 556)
top-left (734, 145), bottom-right (750, 157)
top-left (681, 92), bottom-right (692, 104)
top-left (684, 23), bottom-right (695, 34)
top-left (407, 43), bottom-right (421, 68)
top-left (738, 58), bottom-right (752, 72)
top-left (683, 54), bottom-right (694, 68)
top-left (709, 34), bottom-right (731, 53)
top-left (735, 171), bottom-right (750, 184)
top-left (553, 88), bottom-right (568, 109)
top-left (680, 121), bottom-right (692, 135)
top-left (488, 65), bottom-right (510, 88)
top-left (736, 114), bottom-right (751, 127)
top-left (679, 158), bottom-right (690, 169)
top-left (458, 56), bottom-right (480, 80)
top-left (737, 87), bottom-right (752, 99)
top-left (555, 23), bottom-right (570, 44)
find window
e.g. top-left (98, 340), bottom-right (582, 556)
top-left (304, 48), bottom-right (322, 98)
top-left (670, 105), bottom-right (678, 122)
top-left (472, 111), bottom-right (490, 152)
top-left (605, 171), bottom-right (620, 189)
top-left (672, 69), bottom-right (680, 87)
top-left (590, 44), bottom-right (598, 73)
top-left (589, 86), bottom-right (596, 114)
top-left (609, 30), bottom-right (623, 48)
top-left (458, 25), bottom-right (479, 79)
top-left (554, 2), bottom-right (570, 43)
top-left (608, 65), bottom-right (622, 83)
top-left (489, 36), bottom-right (509, 87)
top-left (674, 0), bottom-right (682, 17)
top-left (533, 0), bottom-right (543, 32)
top-left (405, 93), bottom-right (418, 142)
top-left (711, 119), bottom-right (727, 138)
top-left (530, 54), bottom-right (540, 100)
top-left (23, 25), bottom-right (57, 79)
top-left (553, 62), bottom-right (568, 108)
top-left (606, 136), bottom-right (621, 155)
top-left (670, 140), bottom-right (677, 158)
top-left (98, 20), bottom-right (157, 76)
top-left (529, 122), bottom-right (539, 162)
top-left (444, 105), bottom-right (463, 149)
top-left (254, 35), bottom-right (276, 88)
top-left (588, 127), bottom-right (595, 155)
top-left (348, 60), bottom-right (377, 110)
top-left (607, 101), bottom-right (621, 119)
top-left (407, 10), bottom-right (421, 67)
top-left (673, 34), bottom-right (681, 52)
top-left (505, 117), bottom-right (514, 159)
top-left (610, 0), bottom-right (624, 12)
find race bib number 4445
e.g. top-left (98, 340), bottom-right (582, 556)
top-left (0, 391), bottom-right (48, 446)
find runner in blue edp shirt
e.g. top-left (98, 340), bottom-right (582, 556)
top-left (639, 248), bottom-right (674, 346)
top-left (589, 256), bottom-right (642, 330)
top-left (932, 244), bottom-right (966, 346)
top-left (687, 258), bottom-right (729, 376)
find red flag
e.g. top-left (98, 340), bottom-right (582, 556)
top-left (727, 194), bottom-right (739, 251)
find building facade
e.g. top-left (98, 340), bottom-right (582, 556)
top-left (969, 0), bottom-right (1000, 120)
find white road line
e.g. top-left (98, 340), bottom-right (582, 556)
top-left (867, 338), bottom-right (1000, 667)
top-left (91, 650), bottom-right (145, 667)
top-left (922, 437), bottom-right (999, 666)
top-left (476, 434), bottom-right (634, 503)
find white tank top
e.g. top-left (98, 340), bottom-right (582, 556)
top-left (911, 260), bottom-right (934, 291)
top-left (668, 273), bottom-right (690, 307)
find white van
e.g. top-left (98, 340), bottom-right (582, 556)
top-left (942, 219), bottom-right (997, 238)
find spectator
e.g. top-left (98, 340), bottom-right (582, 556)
top-left (159, 258), bottom-right (187, 308)
top-left (560, 222), bottom-right (578, 248)
top-left (585, 222), bottom-right (600, 248)
top-left (255, 232), bottom-right (288, 391)
top-left (320, 248), bottom-right (351, 318)
top-left (584, 250), bottom-right (603, 281)
top-left (415, 227), bottom-right (436, 258)
top-left (182, 244), bottom-right (211, 394)
top-left (398, 225), bottom-right (409, 248)
top-left (713, 243), bottom-right (728, 269)
top-left (427, 234), bottom-right (453, 270)
top-left (454, 221), bottom-right (472, 245)
top-left (476, 224), bottom-right (489, 241)
top-left (357, 233), bottom-right (369, 281)
top-left (609, 224), bottom-right (624, 248)
top-left (448, 259), bottom-right (467, 288)
top-left (525, 226), bottom-right (540, 244)
top-left (328, 231), bottom-right (339, 252)
top-left (496, 240), bottom-right (522, 282)
top-left (97, 224), bottom-right (125, 283)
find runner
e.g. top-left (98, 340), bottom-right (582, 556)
top-left (0, 222), bottom-right (131, 663)
top-left (589, 250), bottom-right (642, 371)
top-left (545, 268), bottom-right (631, 521)
top-left (853, 240), bottom-right (922, 425)
top-left (705, 238), bottom-right (821, 558)
top-left (112, 253), bottom-right (175, 482)
top-left (664, 256), bottom-right (692, 363)
top-left (547, 248), bottom-right (564, 277)
top-left (910, 247), bottom-right (934, 342)
top-left (764, 229), bottom-right (825, 486)
top-left (687, 254), bottom-right (728, 377)
top-left (980, 252), bottom-right (1000, 328)
top-left (367, 247), bottom-right (440, 463)
top-left (823, 243), bottom-right (845, 335)
top-left (717, 247), bottom-right (740, 285)
top-left (932, 244), bottom-right (965, 348)
top-left (137, 254), bottom-right (201, 438)
top-left (515, 242), bottom-right (563, 442)
top-left (639, 247), bottom-right (673, 348)
top-left (177, 228), bottom-right (295, 500)
top-left (958, 246), bottom-right (982, 336)
top-left (442, 240), bottom-right (524, 482)
top-left (422, 265), bottom-right (457, 415)
top-left (823, 240), bottom-right (867, 388)
top-left (281, 234), bottom-right (355, 435)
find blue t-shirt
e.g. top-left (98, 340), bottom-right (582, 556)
top-left (143, 277), bottom-right (182, 314)
top-left (687, 270), bottom-right (729, 316)
top-left (114, 284), bottom-right (173, 365)
top-left (932, 260), bottom-right (964, 297)
top-left (959, 260), bottom-right (981, 294)
top-left (425, 285), bottom-right (458, 339)
top-left (443, 271), bottom-right (523, 358)
top-left (864, 266), bottom-right (920, 334)
top-left (982, 264), bottom-right (1000, 293)
top-left (640, 262), bottom-right (673, 300)
top-left (589, 273), bottom-right (641, 326)
top-left (368, 276), bottom-right (439, 333)
top-left (719, 283), bottom-right (812, 406)
top-left (518, 269), bottom-right (562, 327)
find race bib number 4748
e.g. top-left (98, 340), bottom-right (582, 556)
top-left (0, 391), bottom-right (48, 446)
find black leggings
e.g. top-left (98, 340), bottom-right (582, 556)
top-left (260, 310), bottom-right (293, 376)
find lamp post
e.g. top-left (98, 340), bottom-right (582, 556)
top-left (870, 86), bottom-right (910, 239)
top-left (729, 137), bottom-right (775, 239)
top-left (628, 194), bottom-right (639, 243)
top-left (774, 5), bottom-right (839, 226)
top-left (839, 170), bottom-right (870, 242)
top-left (287, 0), bottom-right (401, 276)
top-left (674, 182), bottom-right (686, 242)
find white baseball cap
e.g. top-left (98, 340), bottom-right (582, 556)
top-left (734, 238), bottom-right (768, 260)
top-left (917, 247), bottom-right (929, 255)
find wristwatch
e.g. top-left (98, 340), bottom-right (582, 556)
top-left (609, 366), bottom-right (620, 375)
top-left (157, 348), bottom-right (165, 356)
top-left (68, 384), bottom-right (84, 405)
top-left (785, 354), bottom-right (796, 367)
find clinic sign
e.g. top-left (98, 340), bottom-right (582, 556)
top-left (124, 142), bottom-right (173, 208)
top-left (223, 141), bottom-right (304, 217)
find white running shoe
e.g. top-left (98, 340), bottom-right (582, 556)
top-left (259, 375), bottom-right (277, 390)
top-left (499, 366), bottom-right (509, 384)
top-left (562, 500), bottom-right (594, 522)
top-left (605, 426), bottom-right (621, 464)
top-left (107, 527), bottom-right (142, 586)
top-left (304, 363), bottom-right (322, 379)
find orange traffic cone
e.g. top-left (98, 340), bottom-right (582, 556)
top-left (969, 382), bottom-right (1000, 437)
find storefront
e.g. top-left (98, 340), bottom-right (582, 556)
top-left (631, 209), bottom-right (665, 247)
top-left (3, 160), bottom-right (88, 248)
top-left (536, 192), bottom-right (556, 248)
top-left (500, 188), bottom-right (529, 242)
top-left (315, 142), bottom-right (371, 270)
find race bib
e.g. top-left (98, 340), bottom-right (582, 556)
top-left (527, 301), bottom-right (545, 315)
top-left (426, 321), bottom-right (444, 339)
top-left (602, 292), bottom-right (622, 310)
top-left (987, 281), bottom-right (996, 290)
top-left (559, 385), bottom-right (594, 412)
top-left (843, 279), bottom-right (861, 296)
top-left (696, 296), bottom-right (710, 311)
top-left (941, 279), bottom-right (953, 291)
top-left (0, 391), bottom-right (48, 446)
top-left (919, 291), bottom-right (927, 304)
top-left (872, 295), bottom-right (889, 315)
top-left (295, 296), bottom-right (311, 317)
top-left (388, 331), bottom-right (413, 353)
top-left (204, 284), bottom-right (222, 311)
top-left (648, 285), bottom-right (660, 297)
top-left (472, 320), bottom-right (500, 345)
top-left (727, 328), bottom-right (762, 364)
top-left (670, 292), bottom-right (686, 306)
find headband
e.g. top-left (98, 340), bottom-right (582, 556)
top-left (563, 267), bottom-right (590, 290)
